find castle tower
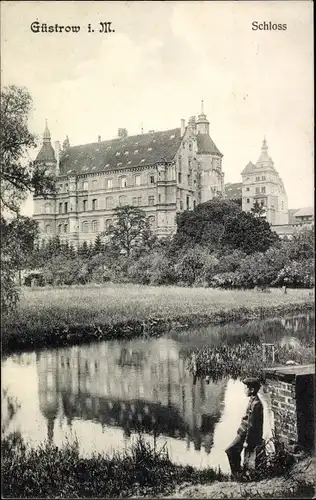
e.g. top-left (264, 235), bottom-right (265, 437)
top-left (36, 121), bottom-right (57, 174)
top-left (196, 101), bottom-right (210, 135)
top-left (241, 137), bottom-right (289, 225)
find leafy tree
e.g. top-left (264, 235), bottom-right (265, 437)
top-left (251, 201), bottom-right (266, 218)
top-left (1, 85), bottom-right (55, 312)
top-left (287, 228), bottom-right (314, 260)
top-left (171, 199), bottom-right (242, 252)
top-left (1, 85), bottom-right (56, 214)
top-left (105, 205), bottom-right (154, 257)
top-left (222, 211), bottom-right (279, 254)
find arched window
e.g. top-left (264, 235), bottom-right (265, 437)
top-left (82, 221), bottom-right (89, 233)
top-left (106, 196), bottom-right (114, 209)
top-left (45, 224), bottom-right (51, 233)
top-left (105, 219), bottom-right (112, 230)
top-left (119, 195), bottom-right (127, 207)
top-left (82, 200), bottom-right (88, 211)
top-left (64, 224), bottom-right (68, 233)
top-left (58, 224), bottom-right (63, 234)
top-left (120, 176), bottom-right (127, 188)
top-left (148, 216), bottom-right (156, 228)
top-left (92, 199), bottom-right (98, 210)
top-left (44, 202), bottom-right (51, 214)
top-left (92, 220), bottom-right (99, 232)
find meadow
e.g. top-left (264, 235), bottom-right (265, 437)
top-left (2, 284), bottom-right (314, 354)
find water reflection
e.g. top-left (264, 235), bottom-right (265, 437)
top-left (2, 313), bottom-right (312, 471)
top-left (36, 338), bottom-right (226, 454)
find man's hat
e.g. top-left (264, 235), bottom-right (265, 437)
top-left (243, 377), bottom-right (261, 390)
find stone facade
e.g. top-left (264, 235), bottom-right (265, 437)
top-left (241, 138), bottom-right (289, 225)
top-left (33, 104), bottom-right (224, 246)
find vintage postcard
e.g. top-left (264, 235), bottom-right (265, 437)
top-left (1, 1), bottom-right (314, 498)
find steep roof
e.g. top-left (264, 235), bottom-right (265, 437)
top-left (36, 143), bottom-right (56, 163)
top-left (224, 182), bottom-right (242, 200)
top-left (59, 128), bottom-right (182, 175)
top-left (294, 207), bottom-right (314, 218)
top-left (241, 161), bottom-right (256, 174)
top-left (196, 133), bottom-right (222, 156)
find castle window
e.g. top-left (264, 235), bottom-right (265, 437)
top-left (132, 197), bottom-right (137, 206)
top-left (262, 176), bottom-right (266, 181)
top-left (149, 175), bottom-right (155, 185)
top-left (105, 219), bottom-right (112, 230)
top-left (92, 180), bottom-right (97, 189)
top-left (158, 194), bottom-right (161, 203)
top-left (189, 143), bottom-right (192, 151)
top-left (261, 187), bottom-right (266, 194)
top-left (83, 180), bottom-right (88, 190)
top-left (178, 173), bottom-right (182, 184)
top-left (64, 202), bottom-right (68, 213)
top-left (193, 200), bottom-right (196, 210)
top-left (120, 176), bottom-right (127, 188)
top-left (119, 195), bottom-right (127, 206)
top-left (134, 175), bottom-right (141, 186)
top-left (105, 196), bottom-right (113, 209)
top-left (82, 221), bottom-right (89, 233)
top-left (148, 196), bottom-right (155, 206)
top-left (64, 224), bottom-right (68, 233)
top-left (45, 224), bottom-right (51, 233)
top-left (65, 183), bottom-right (69, 191)
top-left (92, 220), bottom-right (99, 232)
top-left (137, 197), bottom-right (142, 206)
top-left (246, 198), bottom-right (250, 203)
top-left (92, 198), bottom-right (98, 210)
top-left (148, 216), bottom-right (156, 228)
top-left (246, 187), bottom-right (250, 191)
top-left (180, 200), bottom-right (183, 210)
top-left (59, 203), bottom-right (63, 214)
top-left (256, 176), bottom-right (260, 181)
top-left (255, 187), bottom-right (260, 194)
top-left (281, 201), bottom-right (284, 210)
top-left (83, 199), bottom-right (88, 211)
top-left (58, 224), bottom-right (62, 234)
top-left (186, 196), bottom-right (190, 210)
top-left (59, 184), bottom-right (63, 191)
top-left (182, 142), bottom-right (186, 149)
top-left (44, 202), bottom-right (51, 214)
top-left (107, 179), bottom-right (113, 189)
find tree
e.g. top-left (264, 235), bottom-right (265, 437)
top-left (171, 199), bottom-right (242, 252)
top-left (222, 211), bottom-right (279, 254)
top-left (1, 85), bottom-right (56, 214)
top-left (93, 234), bottom-right (103, 256)
top-left (251, 201), bottom-right (266, 218)
top-left (105, 205), bottom-right (154, 257)
top-left (1, 85), bottom-right (56, 313)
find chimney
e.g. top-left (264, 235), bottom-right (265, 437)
top-left (98, 135), bottom-right (101, 143)
top-left (181, 119), bottom-right (185, 136)
top-left (54, 141), bottom-right (60, 173)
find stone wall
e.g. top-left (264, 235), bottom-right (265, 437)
top-left (264, 378), bottom-right (297, 445)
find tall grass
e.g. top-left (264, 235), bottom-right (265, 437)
top-left (1, 433), bottom-right (227, 498)
top-left (2, 285), bottom-right (313, 355)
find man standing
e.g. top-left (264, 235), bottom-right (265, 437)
top-left (225, 377), bottom-right (264, 478)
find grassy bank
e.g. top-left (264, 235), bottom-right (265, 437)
top-left (2, 285), bottom-right (314, 355)
top-left (1, 433), bottom-right (227, 498)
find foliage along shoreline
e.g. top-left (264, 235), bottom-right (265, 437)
top-left (2, 300), bottom-right (314, 357)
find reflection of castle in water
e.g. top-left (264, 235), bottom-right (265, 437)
top-left (36, 338), bottom-right (227, 454)
top-left (280, 314), bottom-right (312, 333)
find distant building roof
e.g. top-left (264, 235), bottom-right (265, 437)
top-left (196, 133), bottom-right (222, 157)
top-left (59, 128), bottom-right (183, 175)
top-left (224, 182), bottom-right (242, 200)
top-left (241, 161), bottom-right (256, 175)
top-left (36, 143), bottom-right (56, 163)
top-left (294, 207), bottom-right (314, 218)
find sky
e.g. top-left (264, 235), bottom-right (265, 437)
top-left (1, 0), bottom-right (314, 213)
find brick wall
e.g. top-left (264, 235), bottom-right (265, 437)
top-left (265, 378), bottom-right (297, 444)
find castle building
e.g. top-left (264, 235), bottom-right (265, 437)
top-left (33, 104), bottom-right (224, 245)
top-left (241, 138), bottom-right (289, 225)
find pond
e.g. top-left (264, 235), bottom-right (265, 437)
top-left (2, 313), bottom-right (313, 475)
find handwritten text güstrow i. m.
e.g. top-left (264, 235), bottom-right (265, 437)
top-left (30, 21), bottom-right (115, 33)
